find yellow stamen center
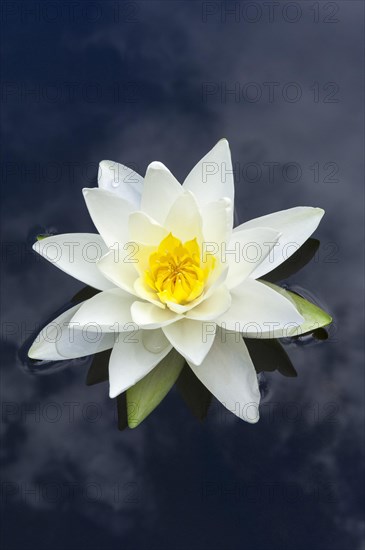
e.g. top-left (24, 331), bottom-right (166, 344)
top-left (144, 233), bottom-right (215, 305)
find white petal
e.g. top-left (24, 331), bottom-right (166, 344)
top-left (188, 328), bottom-right (260, 423)
top-left (224, 227), bottom-right (280, 289)
top-left (131, 301), bottom-right (182, 329)
top-left (83, 187), bottom-right (134, 247)
top-left (216, 279), bottom-right (304, 336)
top-left (201, 197), bottom-right (233, 246)
top-left (164, 191), bottom-right (203, 243)
top-left (235, 207), bottom-right (324, 278)
top-left (98, 160), bottom-right (143, 207)
top-left (97, 247), bottom-right (139, 295)
top-left (109, 329), bottom-right (171, 397)
top-left (128, 211), bottom-right (168, 246)
top-left (70, 288), bottom-right (135, 332)
top-left (133, 277), bottom-right (165, 308)
top-left (28, 303), bottom-right (115, 360)
top-left (163, 318), bottom-right (216, 366)
top-left (33, 233), bottom-right (113, 291)
top-left (185, 286), bottom-right (231, 321)
top-left (141, 161), bottom-right (182, 224)
top-left (183, 139), bottom-right (234, 219)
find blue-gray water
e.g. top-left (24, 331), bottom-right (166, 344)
top-left (1, 1), bottom-right (364, 549)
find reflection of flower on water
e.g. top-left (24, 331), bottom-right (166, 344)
top-left (25, 140), bottom-right (332, 429)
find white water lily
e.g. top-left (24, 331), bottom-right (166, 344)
top-left (29, 139), bottom-right (329, 426)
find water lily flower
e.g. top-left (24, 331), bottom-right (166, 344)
top-left (29, 139), bottom-right (330, 426)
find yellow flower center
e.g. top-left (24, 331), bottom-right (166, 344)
top-left (144, 233), bottom-right (215, 305)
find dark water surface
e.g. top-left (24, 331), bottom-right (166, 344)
top-left (1, 2), bottom-right (364, 549)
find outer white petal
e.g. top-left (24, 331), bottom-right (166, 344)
top-left (141, 161), bottom-right (182, 224)
top-left (164, 191), bottom-right (203, 243)
top-left (183, 139), bottom-right (234, 219)
top-left (185, 286), bottom-right (231, 321)
top-left (108, 329), bottom-right (172, 397)
top-left (97, 247), bottom-right (139, 295)
top-left (33, 234), bottom-right (113, 291)
top-left (162, 318), bottom-right (216, 366)
top-left (83, 187), bottom-right (134, 247)
top-left (216, 279), bottom-right (304, 336)
top-left (128, 211), bottom-right (168, 246)
top-left (131, 301), bottom-right (182, 329)
top-left (70, 288), bottom-right (135, 332)
top-left (224, 227), bottom-right (280, 289)
top-left (201, 197), bottom-right (233, 246)
top-left (98, 160), bottom-right (143, 207)
top-left (235, 207), bottom-right (324, 279)
top-left (28, 303), bottom-right (116, 360)
top-left (188, 328), bottom-right (260, 423)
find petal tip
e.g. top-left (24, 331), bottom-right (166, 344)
top-left (147, 161), bottom-right (166, 172)
top-left (27, 345), bottom-right (37, 359)
top-left (109, 387), bottom-right (120, 399)
top-left (245, 412), bottom-right (260, 425)
top-left (28, 343), bottom-right (43, 360)
top-left (99, 159), bottom-right (113, 168)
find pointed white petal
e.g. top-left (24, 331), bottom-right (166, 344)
top-left (235, 207), bottom-right (324, 278)
top-left (183, 139), bottom-right (234, 218)
top-left (141, 161), bottom-right (182, 224)
top-left (131, 301), bottom-right (182, 329)
top-left (33, 233), bottom-right (113, 290)
top-left (216, 279), bottom-right (304, 336)
top-left (98, 160), bottom-right (143, 207)
top-left (28, 303), bottom-right (116, 360)
top-left (186, 286), bottom-right (231, 321)
top-left (70, 288), bottom-right (135, 331)
top-left (164, 191), bottom-right (203, 243)
top-left (97, 247), bottom-right (139, 295)
top-left (108, 329), bottom-right (172, 397)
top-left (83, 187), bottom-right (134, 247)
top-left (224, 227), bottom-right (280, 289)
top-left (201, 197), bottom-right (233, 246)
top-left (188, 328), bottom-right (260, 423)
top-left (162, 318), bottom-right (216, 366)
top-left (128, 211), bottom-right (168, 246)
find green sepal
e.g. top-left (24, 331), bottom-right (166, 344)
top-left (263, 281), bottom-right (332, 336)
top-left (126, 348), bottom-right (185, 428)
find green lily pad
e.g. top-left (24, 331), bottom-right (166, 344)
top-left (127, 349), bottom-right (185, 428)
top-left (263, 282), bottom-right (332, 337)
